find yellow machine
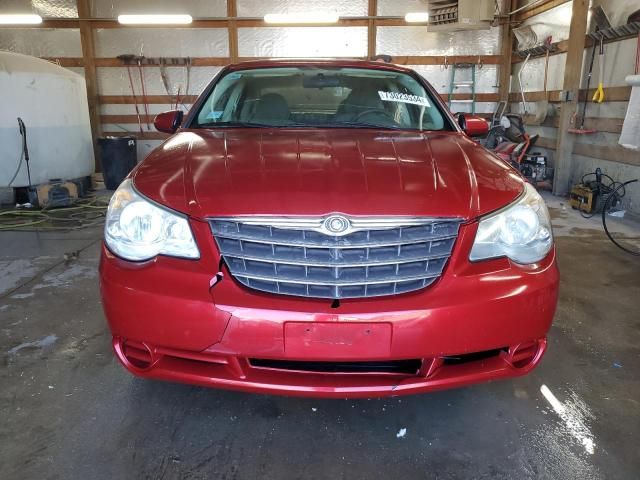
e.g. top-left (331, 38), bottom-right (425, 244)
top-left (569, 184), bottom-right (597, 213)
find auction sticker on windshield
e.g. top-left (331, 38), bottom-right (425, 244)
top-left (378, 91), bottom-right (431, 107)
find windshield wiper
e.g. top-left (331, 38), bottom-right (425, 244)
top-left (196, 121), bottom-right (274, 128)
top-left (326, 121), bottom-right (404, 131)
top-left (197, 121), bottom-right (318, 129)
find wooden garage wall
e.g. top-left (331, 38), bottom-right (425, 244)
top-left (506, 0), bottom-right (639, 201)
top-left (0, 0), bottom-right (512, 163)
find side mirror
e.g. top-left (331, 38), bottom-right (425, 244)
top-left (457, 113), bottom-right (489, 137)
top-left (154, 110), bottom-right (184, 134)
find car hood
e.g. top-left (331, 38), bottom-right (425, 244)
top-left (133, 129), bottom-right (523, 220)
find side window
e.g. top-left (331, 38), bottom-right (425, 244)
top-left (197, 74), bottom-right (243, 124)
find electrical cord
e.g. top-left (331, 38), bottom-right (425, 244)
top-left (578, 170), bottom-right (626, 218)
top-left (601, 179), bottom-right (640, 256)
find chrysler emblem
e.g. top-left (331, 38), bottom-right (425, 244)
top-left (324, 215), bottom-right (351, 235)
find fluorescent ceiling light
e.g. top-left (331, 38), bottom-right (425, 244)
top-left (0, 14), bottom-right (43, 24)
top-left (117, 14), bottom-right (193, 25)
top-left (263, 13), bottom-right (339, 24)
top-left (404, 12), bottom-right (429, 23)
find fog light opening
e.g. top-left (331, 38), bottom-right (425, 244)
top-left (506, 341), bottom-right (539, 369)
top-left (121, 340), bottom-right (154, 370)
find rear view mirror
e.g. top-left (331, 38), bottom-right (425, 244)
top-left (303, 73), bottom-right (341, 89)
top-left (457, 113), bottom-right (489, 137)
top-left (154, 110), bottom-right (184, 134)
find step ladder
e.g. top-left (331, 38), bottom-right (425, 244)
top-left (448, 63), bottom-right (476, 114)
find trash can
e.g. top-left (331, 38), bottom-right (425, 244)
top-left (98, 136), bottom-right (137, 190)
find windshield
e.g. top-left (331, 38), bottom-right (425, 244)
top-left (193, 66), bottom-right (450, 131)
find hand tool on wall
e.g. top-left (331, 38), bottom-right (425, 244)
top-left (183, 57), bottom-right (192, 110)
top-left (159, 58), bottom-right (175, 109)
top-left (568, 32), bottom-right (599, 134)
top-left (517, 53), bottom-right (530, 116)
top-left (174, 86), bottom-right (182, 110)
top-left (136, 56), bottom-right (151, 129)
top-left (592, 35), bottom-right (605, 103)
top-left (117, 54), bottom-right (144, 134)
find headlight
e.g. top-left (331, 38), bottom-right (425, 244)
top-left (469, 183), bottom-right (553, 264)
top-left (104, 179), bottom-right (199, 261)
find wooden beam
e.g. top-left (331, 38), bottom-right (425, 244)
top-left (523, 115), bottom-right (624, 134)
top-left (553, 0), bottom-right (590, 195)
top-left (94, 57), bottom-right (231, 67)
top-left (52, 55), bottom-right (501, 69)
top-left (42, 57), bottom-right (85, 67)
top-left (511, 32), bottom-right (640, 64)
top-left (101, 114), bottom-right (156, 124)
top-left (390, 55), bottom-right (502, 65)
top-left (499, 0), bottom-right (516, 102)
top-left (367, 0), bottom-right (378, 59)
top-left (442, 93), bottom-right (499, 102)
top-left (227, 0), bottom-right (239, 62)
top-left (76, 0), bottom-right (101, 172)
top-left (573, 143), bottom-right (640, 167)
top-left (99, 95), bottom-right (198, 104)
top-left (528, 137), bottom-right (640, 167)
top-left (50, 55), bottom-right (503, 69)
top-left (99, 93), bottom-right (497, 105)
top-left (13, 17), bottom-right (412, 29)
top-left (508, 85), bottom-right (631, 103)
top-left (514, 0), bottom-right (571, 22)
top-left (87, 18), bottom-right (370, 29)
top-left (535, 136), bottom-right (557, 149)
top-left (103, 112), bottom-right (505, 126)
top-left (103, 131), bottom-right (170, 140)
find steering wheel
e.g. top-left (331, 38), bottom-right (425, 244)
top-left (353, 108), bottom-right (394, 123)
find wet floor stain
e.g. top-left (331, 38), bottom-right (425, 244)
top-left (6, 334), bottom-right (58, 356)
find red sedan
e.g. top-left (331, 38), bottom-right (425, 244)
top-left (100, 59), bottom-right (558, 398)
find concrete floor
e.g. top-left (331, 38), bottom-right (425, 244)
top-left (1, 195), bottom-right (639, 480)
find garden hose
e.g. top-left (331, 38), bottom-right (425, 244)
top-left (601, 179), bottom-right (640, 256)
top-left (0, 197), bottom-right (109, 231)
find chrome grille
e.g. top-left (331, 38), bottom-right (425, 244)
top-left (210, 215), bottom-right (462, 299)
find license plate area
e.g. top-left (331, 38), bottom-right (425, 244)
top-left (284, 322), bottom-right (392, 359)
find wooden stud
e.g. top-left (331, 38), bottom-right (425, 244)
top-left (76, 0), bottom-right (102, 172)
top-left (498, 0), bottom-right (516, 102)
top-left (227, 0), bottom-right (239, 62)
top-left (553, 0), bottom-right (590, 195)
top-left (367, 0), bottom-right (378, 59)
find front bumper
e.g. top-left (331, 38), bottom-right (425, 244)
top-left (99, 220), bottom-right (559, 398)
top-left (112, 336), bottom-right (546, 398)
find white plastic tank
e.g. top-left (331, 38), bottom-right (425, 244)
top-left (0, 51), bottom-right (94, 188)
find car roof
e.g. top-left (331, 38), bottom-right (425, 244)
top-left (225, 58), bottom-right (417, 75)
